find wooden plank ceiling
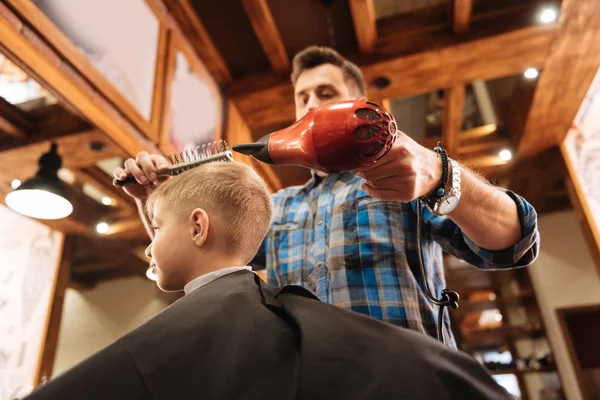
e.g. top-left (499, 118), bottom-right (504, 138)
top-left (171, 0), bottom-right (590, 204)
top-left (2, 0), bottom-right (598, 286)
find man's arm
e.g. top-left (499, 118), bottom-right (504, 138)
top-left (356, 133), bottom-right (530, 251)
top-left (445, 166), bottom-right (521, 250)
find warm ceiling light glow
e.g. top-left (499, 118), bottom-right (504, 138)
top-left (146, 265), bottom-right (157, 281)
top-left (499, 149), bottom-right (513, 161)
top-left (524, 68), bottom-right (539, 79)
top-left (96, 222), bottom-right (109, 234)
top-left (489, 293), bottom-right (497, 301)
top-left (6, 189), bottom-right (73, 219)
top-left (539, 7), bottom-right (558, 24)
top-left (11, 179), bottom-right (21, 189)
top-left (494, 313), bottom-right (503, 322)
top-left (6, 143), bottom-right (73, 220)
top-left (101, 196), bottom-right (113, 206)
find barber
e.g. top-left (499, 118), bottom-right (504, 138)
top-left (114, 46), bottom-right (539, 347)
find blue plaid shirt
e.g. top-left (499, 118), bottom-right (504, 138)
top-left (261, 172), bottom-right (539, 345)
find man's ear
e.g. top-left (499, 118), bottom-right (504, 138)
top-left (189, 208), bottom-right (209, 248)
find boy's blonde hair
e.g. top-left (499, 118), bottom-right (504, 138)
top-left (146, 161), bottom-right (272, 260)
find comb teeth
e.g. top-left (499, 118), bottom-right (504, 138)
top-left (166, 140), bottom-right (233, 175)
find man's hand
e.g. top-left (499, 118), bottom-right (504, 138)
top-left (354, 132), bottom-right (442, 202)
top-left (113, 151), bottom-right (170, 200)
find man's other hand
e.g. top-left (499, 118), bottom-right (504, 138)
top-left (113, 152), bottom-right (170, 200)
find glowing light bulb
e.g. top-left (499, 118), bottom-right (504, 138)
top-left (101, 196), bottom-right (113, 206)
top-left (524, 68), bottom-right (539, 79)
top-left (539, 7), bottom-right (557, 24)
top-left (499, 149), bottom-right (513, 161)
top-left (96, 222), bottom-right (109, 234)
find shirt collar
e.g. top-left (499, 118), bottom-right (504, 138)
top-left (183, 266), bottom-right (253, 295)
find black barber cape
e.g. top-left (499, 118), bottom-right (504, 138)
top-left (26, 270), bottom-right (511, 400)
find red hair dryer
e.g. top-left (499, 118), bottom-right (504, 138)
top-left (232, 99), bottom-right (397, 173)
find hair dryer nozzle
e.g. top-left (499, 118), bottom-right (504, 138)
top-left (232, 134), bottom-right (274, 164)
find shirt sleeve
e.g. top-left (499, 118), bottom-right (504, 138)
top-left (412, 190), bottom-right (540, 270)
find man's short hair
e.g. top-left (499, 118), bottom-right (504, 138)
top-left (291, 46), bottom-right (366, 97)
top-left (146, 162), bottom-right (272, 261)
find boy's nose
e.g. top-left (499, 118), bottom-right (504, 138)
top-left (144, 243), bottom-right (152, 259)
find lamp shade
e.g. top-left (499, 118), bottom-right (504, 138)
top-left (5, 143), bottom-right (73, 219)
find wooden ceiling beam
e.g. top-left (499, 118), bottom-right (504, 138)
top-left (365, 24), bottom-right (556, 100)
top-left (230, 24), bottom-right (557, 131)
top-left (375, 0), bottom-right (553, 62)
top-left (442, 85), bottom-right (465, 155)
top-left (160, 0), bottom-right (232, 85)
top-left (0, 97), bottom-right (30, 139)
top-left (0, 115), bottom-right (26, 139)
top-left (241, 0), bottom-right (289, 74)
top-left (76, 166), bottom-right (137, 213)
top-left (458, 137), bottom-right (511, 157)
top-left (225, 100), bottom-right (282, 192)
top-left (453, 0), bottom-right (474, 33)
top-left (103, 217), bottom-right (147, 239)
top-left (517, 0), bottom-right (600, 159)
top-left (349, 0), bottom-right (377, 54)
top-left (0, 97), bottom-right (31, 129)
top-left (509, 147), bottom-right (565, 210)
top-left (460, 124), bottom-right (497, 141)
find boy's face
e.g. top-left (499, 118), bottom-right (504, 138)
top-left (294, 63), bottom-right (356, 121)
top-left (145, 200), bottom-right (196, 292)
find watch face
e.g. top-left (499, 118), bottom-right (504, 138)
top-left (439, 196), bottom-right (459, 214)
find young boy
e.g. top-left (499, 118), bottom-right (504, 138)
top-left (26, 162), bottom-right (512, 400)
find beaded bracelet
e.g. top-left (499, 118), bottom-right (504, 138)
top-left (423, 141), bottom-right (449, 208)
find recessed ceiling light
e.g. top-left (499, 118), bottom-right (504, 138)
top-left (524, 68), bottom-right (539, 79)
top-left (539, 7), bottom-right (558, 24)
top-left (101, 196), bottom-right (113, 206)
top-left (96, 222), bottom-right (109, 234)
top-left (371, 76), bottom-right (391, 89)
top-left (499, 149), bottom-right (512, 161)
top-left (11, 179), bottom-right (21, 189)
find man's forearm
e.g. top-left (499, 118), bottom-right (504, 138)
top-left (135, 198), bottom-right (154, 240)
top-left (447, 167), bottom-right (521, 251)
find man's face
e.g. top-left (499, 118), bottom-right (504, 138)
top-left (294, 64), bottom-right (357, 121)
top-left (145, 200), bottom-right (195, 292)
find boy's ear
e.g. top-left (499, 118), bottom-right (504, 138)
top-left (189, 208), bottom-right (209, 247)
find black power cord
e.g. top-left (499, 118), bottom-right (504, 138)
top-left (416, 198), bottom-right (460, 343)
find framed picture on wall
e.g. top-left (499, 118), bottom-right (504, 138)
top-left (27, 0), bottom-right (166, 139)
top-left (160, 34), bottom-right (223, 153)
top-left (560, 68), bottom-right (600, 272)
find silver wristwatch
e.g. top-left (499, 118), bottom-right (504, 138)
top-left (432, 159), bottom-right (461, 215)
